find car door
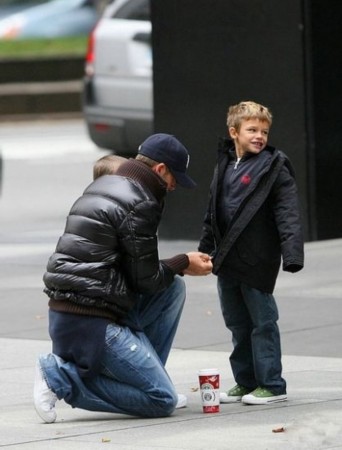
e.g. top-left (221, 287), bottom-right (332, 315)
top-left (93, 0), bottom-right (152, 117)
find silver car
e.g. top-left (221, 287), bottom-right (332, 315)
top-left (83, 0), bottom-right (152, 153)
top-left (0, 0), bottom-right (98, 39)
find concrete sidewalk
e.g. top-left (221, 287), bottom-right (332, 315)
top-left (1, 339), bottom-right (342, 449)
top-left (1, 238), bottom-right (342, 449)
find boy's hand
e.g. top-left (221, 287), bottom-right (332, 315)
top-left (183, 252), bottom-right (213, 276)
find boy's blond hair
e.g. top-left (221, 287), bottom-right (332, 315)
top-left (93, 154), bottom-right (127, 180)
top-left (227, 101), bottom-right (273, 131)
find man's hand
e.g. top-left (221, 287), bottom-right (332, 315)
top-left (183, 252), bottom-right (213, 276)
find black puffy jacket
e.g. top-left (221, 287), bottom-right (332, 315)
top-left (199, 140), bottom-right (304, 293)
top-left (44, 160), bottom-right (188, 321)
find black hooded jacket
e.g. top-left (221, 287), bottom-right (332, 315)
top-left (199, 139), bottom-right (304, 293)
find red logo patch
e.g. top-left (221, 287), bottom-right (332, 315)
top-left (241, 174), bottom-right (251, 185)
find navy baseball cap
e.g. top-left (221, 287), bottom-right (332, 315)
top-left (138, 133), bottom-right (196, 189)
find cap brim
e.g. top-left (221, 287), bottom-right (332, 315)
top-left (172, 170), bottom-right (197, 189)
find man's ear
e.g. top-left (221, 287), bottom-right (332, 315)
top-left (152, 163), bottom-right (167, 176)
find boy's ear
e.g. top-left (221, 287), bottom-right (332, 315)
top-left (229, 127), bottom-right (237, 139)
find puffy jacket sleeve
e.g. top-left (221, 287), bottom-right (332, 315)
top-left (119, 198), bottom-right (177, 294)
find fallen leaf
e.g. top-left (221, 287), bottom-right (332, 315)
top-left (101, 437), bottom-right (111, 443)
top-left (272, 426), bottom-right (285, 433)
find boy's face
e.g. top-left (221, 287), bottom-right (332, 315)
top-left (229, 118), bottom-right (270, 158)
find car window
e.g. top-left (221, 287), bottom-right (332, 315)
top-left (113, 0), bottom-right (150, 21)
top-left (0, 0), bottom-right (52, 19)
top-left (0, 0), bottom-right (50, 5)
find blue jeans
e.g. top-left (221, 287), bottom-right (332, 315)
top-left (40, 276), bottom-right (186, 418)
top-left (217, 275), bottom-right (286, 395)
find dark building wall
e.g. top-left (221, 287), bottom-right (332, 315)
top-left (308, 1), bottom-right (342, 239)
top-left (151, 0), bottom-right (342, 241)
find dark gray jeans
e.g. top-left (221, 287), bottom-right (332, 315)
top-left (40, 276), bottom-right (186, 418)
top-left (217, 275), bottom-right (286, 395)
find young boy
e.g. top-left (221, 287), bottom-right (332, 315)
top-left (199, 101), bottom-right (304, 405)
top-left (93, 154), bottom-right (127, 180)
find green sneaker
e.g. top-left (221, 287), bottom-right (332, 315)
top-left (241, 387), bottom-right (287, 405)
top-left (219, 384), bottom-right (252, 403)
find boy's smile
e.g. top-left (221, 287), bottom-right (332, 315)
top-left (229, 118), bottom-right (270, 158)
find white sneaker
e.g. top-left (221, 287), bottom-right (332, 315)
top-left (219, 392), bottom-right (242, 403)
top-left (34, 360), bottom-right (58, 423)
top-left (219, 384), bottom-right (252, 403)
top-left (241, 387), bottom-right (287, 405)
top-left (176, 394), bottom-right (187, 409)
